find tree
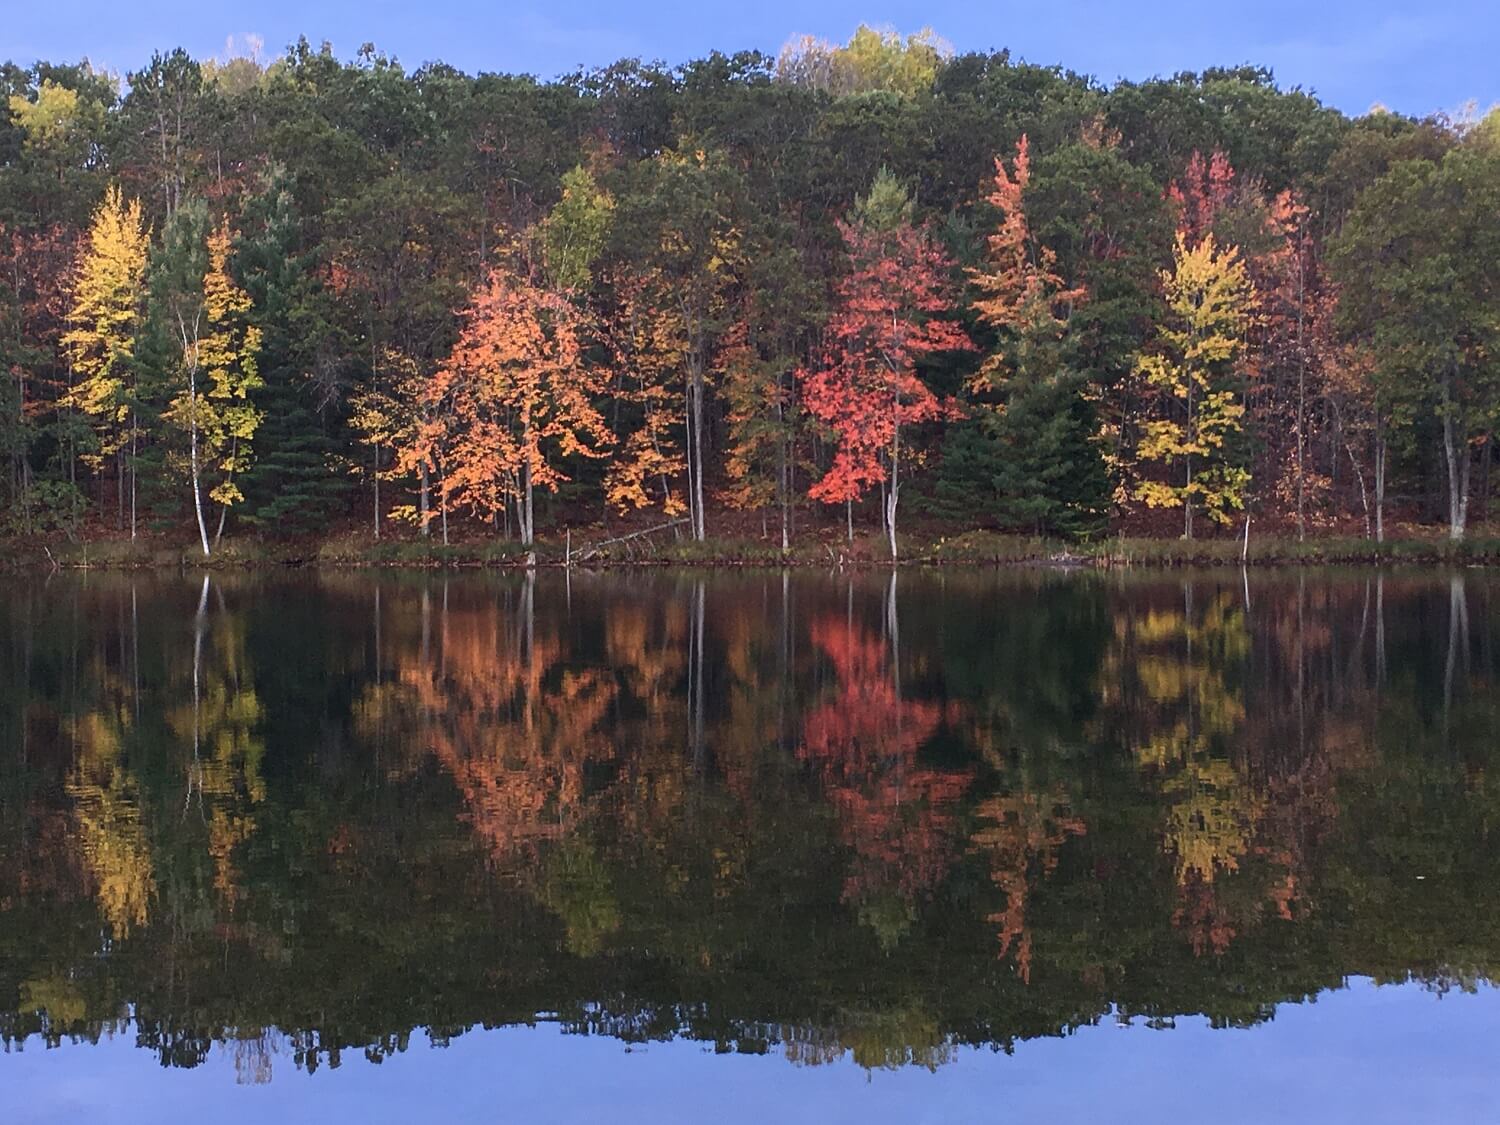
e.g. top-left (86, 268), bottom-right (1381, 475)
top-left (153, 204), bottom-right (263, 556)
top-left (409, 257), bottom-right (611, 548)
top-left (601, 270), bottom-right (688, 520)
top-left (1134, 234), bottom-right (1255, 537)
top-left (612, 147), bottom-right (745, 541)
top-left (718, 227), bottom-right (818, 550)
top-left (233, 169), bottom-right (346, 529)
top-left (1331, 143), bottom-right (1500, 541)
top-left (538, 164), bottom-right (613, 293)
top-left (776, 26), bottom-right (952, 97)
top-left (61, 185), bottom-right (150, 535)
top-left (948, 136), bottom-right (1106, 538)
top-left (800, 171), bottom-right (971, 559)
top-left (196, 220), bottom-right (264, 545)
top-left (967, 136), bottom-right (1085, 395)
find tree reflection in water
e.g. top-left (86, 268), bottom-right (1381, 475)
top-left (1, 568), bottom-right (1498, 1081)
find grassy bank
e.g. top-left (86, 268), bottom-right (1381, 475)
top-left (5, 525), bottom-right (1500, 573)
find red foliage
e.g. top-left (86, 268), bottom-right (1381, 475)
top-left (1167, 150), bottom-right (1236, 244)
top-left (799, 616), bottom-right (970, 905)
top-left (799, 219), bottom-right (972, 504)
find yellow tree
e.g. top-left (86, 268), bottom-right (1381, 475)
top-left (1135, 234), bottom-right (1255, 538)
top-left (61, 185), bottom-right (150, 535)
top-left (198, 221), bottom-right (264, 547)
top-left (159, 208), bottom-right (262, 556)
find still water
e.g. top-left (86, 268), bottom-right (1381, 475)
top-left (1, 568), bottom-right (1497, 1123)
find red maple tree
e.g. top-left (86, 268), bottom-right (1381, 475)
top-left (799, 195), bottom-right (971, 558)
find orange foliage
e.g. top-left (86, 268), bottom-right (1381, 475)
top-left (967, 135), bottom-right (1086, 393)
top-left (602, 270), bottom-right (688, 516)
top-left (406, 259), bottom-right (612, 525)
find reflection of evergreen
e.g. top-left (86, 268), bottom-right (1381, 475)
top-left (0, 571), bottom-right (1498, 1076)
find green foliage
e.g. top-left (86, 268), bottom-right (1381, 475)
top-left (937, 375), bottom-right (1109, 538)
top-left (234, 170), bottom-right (348, 528)
top-left (0, 31), bottom-right (1494, 549)
top-left (539, 165), bottom-right (614, 292)
top-left (776, 25), bottom-right (952, 98)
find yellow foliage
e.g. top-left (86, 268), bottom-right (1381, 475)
top-left (62, 185), bottom-right (150, 463)
top-left (1133, 233), bottom-right (1256, 530)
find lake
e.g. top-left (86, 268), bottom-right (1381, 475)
top-left (1, 567), bottom-right (1498, 1123)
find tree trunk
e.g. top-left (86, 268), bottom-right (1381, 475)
top-left (1442, 401), bottom-right (1468, 542)
top-left (213, 434), bottom-right (238, 550)
top-left (1183, 454), bottom-right (1194, 541)
top-left (372, 441), bottom-right (381, 540)
top-left (885, 426), bottom-right (900, 561)
top-left (1295, 316), bottom-right (1306, 542)
top-left (688, 368), bottom-right (707, 542)
top-left (521, 457), bottom-right (535, 548)
top-left (1374, 427), bottom-right (1386, 544)
top-left (1344, 435), bottom-right (1371, 539)
top-left (777, 395), bottom-right (790, 553)
top-left (129, 420), bottom-right (137, 541)
top-left (419, 464), bottom-right (430, 538)
top-left (188, 361), bottom-right (211, 558)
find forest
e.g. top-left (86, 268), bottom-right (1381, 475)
top-left (2, 26), bottom-right (1499, 557)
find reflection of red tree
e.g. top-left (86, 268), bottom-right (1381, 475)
top-left (969, 792), bottom-right (1085, 982)
top-left (800, 618), bottom-right (969, 905)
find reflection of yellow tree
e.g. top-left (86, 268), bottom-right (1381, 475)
top-left (777, 1006), bottom-right (954, 1072)
top-left (1122, 595), bottom-right (1247, 766)
top-left (1163, 759), bottom-right (1262, 886)
top-left (66, 712), bottom-right (156, 938)
top-left (167, 606), bottom-right (266, 910)
top-left (1104, 589), bottom-right (1264, 954)
top-left (969, 789), bottom-right (1085, 983)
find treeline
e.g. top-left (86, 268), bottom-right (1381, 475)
top-left (2, 27), bottom-right (1499, 554)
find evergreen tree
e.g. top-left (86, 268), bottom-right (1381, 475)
top-left (235, 172), bottom-right (348, 529)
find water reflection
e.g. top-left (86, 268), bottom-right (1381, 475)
top-left (1, 568), bottom-right (1498, 1083)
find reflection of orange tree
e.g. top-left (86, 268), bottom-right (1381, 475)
top-left (968, 790), bottom-right (1085, 982)
top-left (429, 618), bottom-right (615, 864)
top-left (799, 616), bottom-right (968, 944)
top-left (398, 598), bottom-right (620, 859)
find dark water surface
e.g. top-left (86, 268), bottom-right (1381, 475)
top-left (1, 568), bottom-right (1498, 1123)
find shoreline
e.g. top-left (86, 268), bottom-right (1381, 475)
top-left (7, 530), bottom-right (1500, 573)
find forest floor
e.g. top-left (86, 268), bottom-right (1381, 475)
top-left (6, 516), bottom-right (1500, 572)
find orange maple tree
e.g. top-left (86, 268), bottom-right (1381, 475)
top-left (407, 258), bottom-right (612, 546)
top-left (967, 135), bottom-right (1086, 395)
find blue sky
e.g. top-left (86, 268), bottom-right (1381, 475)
top-left (7, 1), bottom-right (1497, 117)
